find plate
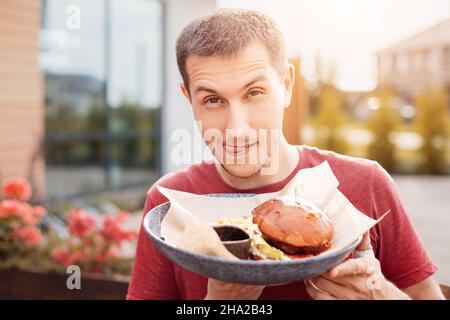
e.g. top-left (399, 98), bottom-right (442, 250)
top-left (143, 193), bottom-right (362, 285)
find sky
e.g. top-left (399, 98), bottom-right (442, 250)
top-left (218, 0), bottom-right (450, 91)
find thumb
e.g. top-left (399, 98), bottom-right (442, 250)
top-left (356, 231), bottom-right (372, 251)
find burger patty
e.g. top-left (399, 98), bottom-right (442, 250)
top-left (263, 234), bottom-right (332, 255)
top-left (252, 196), bottom-right (334, 255)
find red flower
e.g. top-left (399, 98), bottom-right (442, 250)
top-left (92, 266), bottom-right (104, 274)
top-left (51, 248), bottom-right (72, 266)
top-left (12, 225), bottom-right (43, 245)
top-left (52, 210), bottom-right (137, 272)
top-left (0, 199), bottom-right (36, 224)
top-left (115, 211), bottom-right (129, 223)
top-left (66, 209), bottom-right (97, 237)
top-left (33, 205), bottom-right (47, 219)
top-left (94, 249), bottom-right (117, 262)
top-left (70, 250), bottom-right (85, 263)
top-left (2, 177), bottom-right (32, 201)
top-left (81, 238), bottom-right (92, 249)
top-left (101, 213), bottom-right (136, 245)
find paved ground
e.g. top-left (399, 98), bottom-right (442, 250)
top-left (393, 175), bottom-right (450, 285)
top-left (123, 175), bottom-right (450, 286)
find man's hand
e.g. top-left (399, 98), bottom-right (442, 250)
top-left (204, 278), bottom-right (265, 300)
top-left (305, 232), bottom-right (411, 300)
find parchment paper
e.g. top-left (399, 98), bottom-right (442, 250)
top-left (156, 161), bottom-right (386, 258)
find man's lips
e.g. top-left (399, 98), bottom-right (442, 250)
top-left (223, 142), bottom-right (257, 155)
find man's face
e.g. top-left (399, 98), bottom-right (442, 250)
top-left (181, 43), bottom-right (294, 179)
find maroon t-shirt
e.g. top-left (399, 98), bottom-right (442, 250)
top-left (127, 146), bottom-right (437, 300)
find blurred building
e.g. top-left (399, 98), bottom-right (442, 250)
top-left (0, 0), bottom-right (46, 198)
top-left (1, 0), bottom-right (310, 201)
top-left (0, 0), bottom-right (220, 201)
top-left (377, 18), bottom-right (450, 98)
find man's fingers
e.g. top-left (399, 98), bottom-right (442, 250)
top-left (329, 258), bottom-right (374, 277)
top-left (304, 280), bottom-right (336, 300)
top-left (309, 276), bottom-right (366, 300)
top-left (310, 277), bottom-right (346, 298)
top-left (321, 273), bottom-right (381, 292)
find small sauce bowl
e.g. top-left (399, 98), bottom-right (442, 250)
top-left (212, 225), bottom-right (251, 259)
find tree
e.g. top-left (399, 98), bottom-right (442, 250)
top-left (414, 86), bottom-right (449, 174)
top-left (366, 88), bottom-right (401, 171)
top-left (312, 84), bottom-right (349, 154)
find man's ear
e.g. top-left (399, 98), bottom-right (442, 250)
top-left (180, 83), bottom-right (191, 103)
top-left (282, 63), bottom-right (295, 108)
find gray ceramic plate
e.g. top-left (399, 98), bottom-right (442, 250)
top-left (143, 193), bottom-right (362, 285)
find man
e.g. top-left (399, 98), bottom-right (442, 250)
top-left (127, 9), bottom-right (443, 300)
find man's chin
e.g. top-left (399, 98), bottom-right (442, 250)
top-left (219, 163), bottom-right (263, 179)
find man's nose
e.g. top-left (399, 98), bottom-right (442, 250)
top-left (225, 102), bottom-right (250, 131)
top-left (224, 102), bottom-right (253, 145)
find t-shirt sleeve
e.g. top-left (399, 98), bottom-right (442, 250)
top-left (370, 163), bottom-right (438, 289)
top-left (126, 188), bottom-right (180, 300)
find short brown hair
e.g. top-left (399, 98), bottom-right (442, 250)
top-left (176, 9), bottom-right (287, 93)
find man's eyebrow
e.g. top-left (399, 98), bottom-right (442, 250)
top-left (193, 86), bottom-right (218, 95)
top-left (241, 75), bottom-right (268, 90)
top-left (193, 75), bottom-right (269, 96)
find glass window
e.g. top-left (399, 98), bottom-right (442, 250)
top-left (40, 0), bottom-right (162, 199)
top-left (108, 0), bottom-right (162, 188)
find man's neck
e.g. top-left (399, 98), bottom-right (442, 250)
top-left (215, 142), bottom-right (300, 190)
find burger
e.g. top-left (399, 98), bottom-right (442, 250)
top-left (252, 196), bottom-right (334, 257)
top-left (217, 195), bottom-right (334, 260)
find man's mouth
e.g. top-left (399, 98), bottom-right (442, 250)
top-left (223, 142), bottom-right (258, 156)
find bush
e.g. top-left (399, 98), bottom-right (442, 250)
top-left (311, 84), bottom-right (350, 154)
top-left (0, 178), bottom-right (48, 270)
top-left (51, 209), bottom-right (136, 276)
top-left (366, 88), bottom-right (401, 171)
top-left (414, 87), bottom-right (449, 174)
top-left (0, 177), bottom-right (137, 277)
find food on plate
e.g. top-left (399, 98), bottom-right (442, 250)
top-left (216, 196), bottom-right (334, 260)
top-left (252, 196), bottom-right (334, 255)
top-left (217, 215), bottom-right (288, 260)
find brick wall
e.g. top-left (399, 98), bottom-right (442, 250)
top-left (0, 0), bottom-right (45, 199)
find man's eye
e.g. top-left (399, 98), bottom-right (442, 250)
top-left (205, 97), bottom-right (221, 104)
top-left (248, 90), bottom-right (263, 97)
